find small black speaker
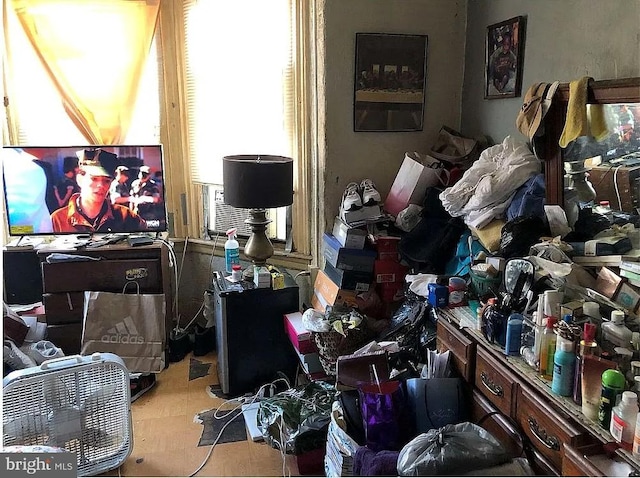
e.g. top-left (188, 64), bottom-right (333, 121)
top-left (3, 250), bottom-right (43, 305)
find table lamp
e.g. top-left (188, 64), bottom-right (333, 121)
top-left (223, 155), bottom-right (293, 268)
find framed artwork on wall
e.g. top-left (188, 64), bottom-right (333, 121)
top-left (353, 33), bottom-right (428, 132)
top-left (485, 16), bottom-right (526, 99)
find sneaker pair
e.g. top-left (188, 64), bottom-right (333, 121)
top-left (28, 340), bottom-right (64, 365)
top-left (341, 179), bottom-right (381, 211)
top-left (3, 339), bottom-right (37, 370)
top-left (130, 373), bottom-right (157, 402)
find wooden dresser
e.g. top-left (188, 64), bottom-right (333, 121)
top-left (37, 243), bottom-right (172, 355)
top-left (437, 306), bottom-right (640, 476)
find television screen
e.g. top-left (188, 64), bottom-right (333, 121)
top-left (2, 145), bottom-right (168, 236)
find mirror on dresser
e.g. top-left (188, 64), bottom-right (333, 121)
top-left (541, 78), bottom-right (640, 223)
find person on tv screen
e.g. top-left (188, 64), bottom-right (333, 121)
top-left (130, 165), bottom-right (164, 228)
top-left (50, 149), bottom-right (147, 233)
top-left (109, 165), bottom-right (132, 206)
top-left (4, 148), bottom-right (54, 234)
top-left (53, 157), bottom-right (80, 208)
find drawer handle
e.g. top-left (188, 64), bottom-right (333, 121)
top-left (480, 372), bottom-right (503, 397)
top-left (527, 417), bottom-right (560, 451)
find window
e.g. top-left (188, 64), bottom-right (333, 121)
top-left (3, 0), bottom-right (315, 257)
top-left (180, 0), bottom-right (314, 252)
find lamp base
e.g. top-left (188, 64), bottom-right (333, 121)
top-left (244, 208), bottom-right (274, 266)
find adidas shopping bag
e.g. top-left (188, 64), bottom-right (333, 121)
top-left (81, 281), bottom-right (166, 373)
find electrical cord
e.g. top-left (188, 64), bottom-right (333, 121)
top-left (614, 164), bottom-right (624, 212)
top-left (188, 377), bottom-right (293, 477)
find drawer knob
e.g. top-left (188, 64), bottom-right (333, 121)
top-left (480, 371), bottom-right (504, 397)
top-left (527, 417), bottom-right (560, 451)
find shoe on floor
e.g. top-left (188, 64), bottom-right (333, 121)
top-left (3, 339), bottom-right (37, 370)
top-left (130, 373), bottom-right (157, 402)
top-left (360, 178), bottom-right (381, 206)
top-left (28, 340), bottom-right (64, 365)
top-left (341, 182), bottom-right (363, 212)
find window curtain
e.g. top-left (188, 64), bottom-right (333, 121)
top-left (11, 0), bottom-right (160, 144)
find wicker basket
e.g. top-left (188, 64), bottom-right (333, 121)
top-left (313, 326), bottom-right (374, 376)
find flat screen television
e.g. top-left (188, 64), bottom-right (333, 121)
top-left (2, 145), bottom-right (168, 236)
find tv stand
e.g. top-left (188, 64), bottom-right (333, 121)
top-left (37, 242), bottom-right (173, 355)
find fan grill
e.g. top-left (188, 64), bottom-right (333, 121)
top-left (3, 355), bottom-right (132, 477)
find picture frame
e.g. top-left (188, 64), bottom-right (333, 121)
top-left (485, 16), bottom-right (525, 99)
top-left (353, 33), bottom-right (428, 132)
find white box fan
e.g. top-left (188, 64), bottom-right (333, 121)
top-left (2, 353), bottom-right (133, 477)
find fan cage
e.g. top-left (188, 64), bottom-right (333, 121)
top-left (3, 357), bottom-right (133, 477)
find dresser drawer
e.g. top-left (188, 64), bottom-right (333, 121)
top-left (436, 318), bottom-right (475, 382)
top-left (517, 384), bottom-right (588, 471)
top-left (562, 442), bottom-right (639, 477)
top-left (474, 345), bottom-right (518, 417)
top-left (471, 388), bottom-right (523, 458)
top-left (43, 292), bottom-right (84, 324)
top-left (42, 259), bottom-right (162, 293)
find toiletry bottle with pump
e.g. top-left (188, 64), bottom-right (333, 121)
top-left (610, 391), bottom-right (639, 451)
top-left (224, 228), bottom-right (240, 274)
top-left (602, 310), bottom-right (632, 348)
top-left (539, 316), bottom-right (557, 380)
top-left (573, 322), bottom-right (598, 405)
top-left (505, 313), bottom-right (524, 356)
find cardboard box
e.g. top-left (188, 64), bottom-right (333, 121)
top-left (384, 154), bottom-right (436, 217)
top-left (374, 259), bottom-right (409, 284)
top-left (284, 312), bottom-right (318, 354)
top-left (312, 269), bottom-right (359, 313)
top-left (323, 261), bottom-right (372, 292)
top-left (322, 233), bottom-right (377, 273)
top-left (332, 216), bottom-right (367, 249)
top-left (373, 236), bottom-right (401, 260)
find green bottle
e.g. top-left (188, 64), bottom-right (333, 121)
top-left (598, 369), bottom-right (626, 429)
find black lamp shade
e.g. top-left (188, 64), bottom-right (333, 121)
top-left (223, 155), bottom-right (294, 208)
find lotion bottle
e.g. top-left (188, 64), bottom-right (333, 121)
top-left (602, 310), bottom-right (632, 348)
top-left (539, 316), bottom-right (557, 380)
top-left (552, 340), bottom-right (576, 396)
top-left (224, 228), bottom-right (240, 274)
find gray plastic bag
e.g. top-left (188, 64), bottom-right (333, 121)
top-left (397, 422), bottom-right (510, 476)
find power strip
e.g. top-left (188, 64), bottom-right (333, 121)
top-left (241, 402), bottom-right (264, 442)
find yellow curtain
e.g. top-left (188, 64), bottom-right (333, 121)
top-left (12, 0), bottom-right (159, 144)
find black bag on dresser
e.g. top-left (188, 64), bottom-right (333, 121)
top-left (405, 377), bottom-right (469, 434)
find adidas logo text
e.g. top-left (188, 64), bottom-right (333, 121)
top-left (101, 316), bottom-right (145, 344)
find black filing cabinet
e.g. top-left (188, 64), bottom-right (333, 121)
top-left (209, 271), bottom-right (299, 397)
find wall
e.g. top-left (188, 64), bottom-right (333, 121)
top-left (320, 0), bottom-right (467, 231)
top-left (461, 0), bottom-right (640, 144)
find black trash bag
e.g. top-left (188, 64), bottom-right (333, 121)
top-left (257, 380), bottom-right (337, 455)
top-left (398, 188), bottom-right (466, 274)
top-left (499, 215), bottom-right (549, 259)
top-left (396, 422), bottom-right (511, 476)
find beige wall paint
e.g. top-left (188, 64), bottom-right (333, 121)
top-left (320, 0), bottom-right (467, 233)
top-left (461, 0), bottom-right (640, 143)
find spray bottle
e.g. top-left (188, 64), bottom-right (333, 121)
top-left (225, 228), bottom-right (240, 274)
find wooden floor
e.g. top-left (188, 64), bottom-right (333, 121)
top-left (102, 351), bottom-right (301, 477)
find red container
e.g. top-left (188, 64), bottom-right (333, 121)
top-left (296, 446), bottom-right (326, 475)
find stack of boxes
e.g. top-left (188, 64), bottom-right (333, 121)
top-left (373, 236), bottom-right (409, 303)
top-left (312, 217), bottom-right (377, 313)
top-left (283, 311), bottom-right (327, 380)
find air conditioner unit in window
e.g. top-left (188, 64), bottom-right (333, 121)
top-left (209, 187), bottom-right (276, 238)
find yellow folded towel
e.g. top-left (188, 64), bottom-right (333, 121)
top-left (559, 76), bottom-right (592, 148)
top-left (589, 104), bottom-right (609, 142)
